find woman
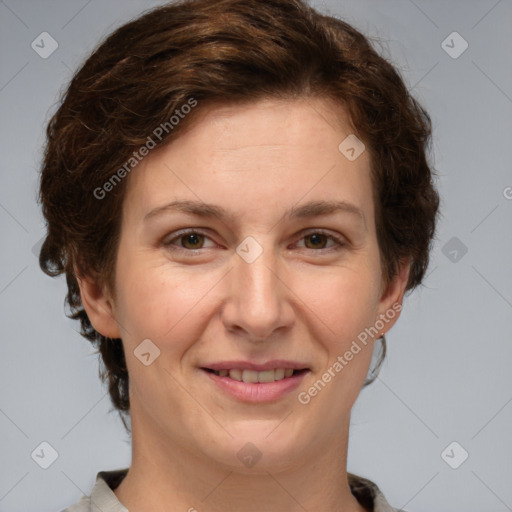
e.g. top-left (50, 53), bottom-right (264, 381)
top-left (38, 0), bottom-right (439, 511)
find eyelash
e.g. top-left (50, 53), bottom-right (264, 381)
top-left (162, 228), bottom-right (347, 254)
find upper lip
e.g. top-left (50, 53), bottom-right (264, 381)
top-left (201, 360), bottom-right (310, 372)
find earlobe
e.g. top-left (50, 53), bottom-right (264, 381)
top-left (75, 271), bottom-right (121, 339)
top-left (377, 259), bottom-right (411, 333)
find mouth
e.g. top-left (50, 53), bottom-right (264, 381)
top-left (201, 367), bottom-right (308, 383)
top-left (199, 362), bottom-right (310, 403)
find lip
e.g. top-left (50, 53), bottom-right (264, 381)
top-left (202, 368), bottom-right (309, 403)
top-left (202, 360), bottom-right (310, 372)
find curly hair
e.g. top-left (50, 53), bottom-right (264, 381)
top-left (37, 0), bottom-right (439, 433)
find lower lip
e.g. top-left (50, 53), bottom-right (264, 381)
top-left (202, 369), bottom-right (308, 403)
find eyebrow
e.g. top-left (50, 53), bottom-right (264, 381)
top-left (143, 199), bottom-right (366, 228)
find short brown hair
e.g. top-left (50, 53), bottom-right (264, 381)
top-left (38, 0), bottom-right (439, 431)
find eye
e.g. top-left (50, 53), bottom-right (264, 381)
top-left (295, 230), bottom-right (346, 251)
top-left (162, 229), bottom-right (346, 254)
top-left (163, 230), bottom-right (216, 252)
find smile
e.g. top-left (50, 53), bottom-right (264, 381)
top-left (200, 365), bottom-right (310, 403)
top-left (205, 367), bottom-right (305, 383)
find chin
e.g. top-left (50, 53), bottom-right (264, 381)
top-left (198, 420), bottom-right (314, 474)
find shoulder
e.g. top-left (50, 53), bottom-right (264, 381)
top-left (348, 472), bottom-right (406, 512)
top-left (58, 494), bottom-right (90, 511)
top-left (59, 467), bottom-right (129, 512)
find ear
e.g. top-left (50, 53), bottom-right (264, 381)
top-left (375, 259), bottom-right (411, 334)
top-left (75, 270), bottom-right (121, 339)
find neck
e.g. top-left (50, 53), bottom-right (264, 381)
top-left (114, 403), bottom-right (367, 512)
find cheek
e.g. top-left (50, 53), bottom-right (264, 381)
top-left (293, 265), bottom-right (382, 393)
top-left (289, 271), bottom-right (381, 427)
top-left (294, 264), bottom-right (382, 339)
top-left (114, 255), bottom-right (221, 351)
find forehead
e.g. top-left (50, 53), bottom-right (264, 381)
top-left (121, 97), bottom-right (374, 227)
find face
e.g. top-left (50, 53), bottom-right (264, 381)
top-left (80, 97), bottom-right (408, 473)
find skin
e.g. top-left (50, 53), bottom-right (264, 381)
top-left (78, 97), bottom-right (409, 512)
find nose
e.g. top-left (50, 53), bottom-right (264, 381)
top-left (221, 240), bottom-right (294, 343)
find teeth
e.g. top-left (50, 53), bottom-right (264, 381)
top-left (242, 370), bottom-right (259, 383)
top-left (212, 368), bottom-right (299, 382)
top-left (229, 369), bottom-right (243, 381)
top-left (274, 368), bottom-right (285, 380)
top-left (257, 370), bottom-right (275, 383)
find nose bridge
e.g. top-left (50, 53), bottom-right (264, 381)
top-left (224, 236), bottom-right (289, 339)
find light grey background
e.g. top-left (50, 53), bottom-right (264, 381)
top-left (1, 1), bottom-right (511, 511)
